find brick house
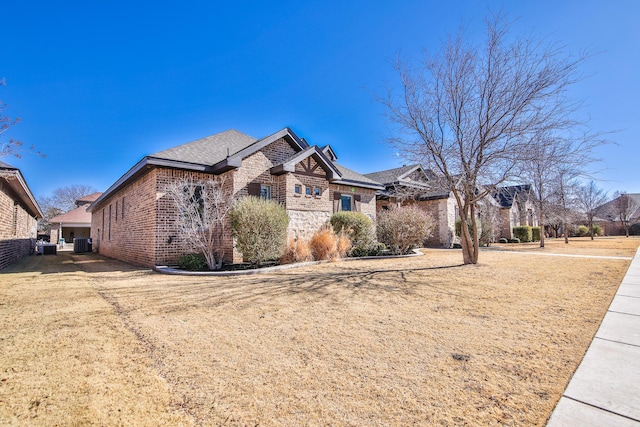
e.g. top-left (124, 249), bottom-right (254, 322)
top-left (49, 192), bottom-right (102, 245)
top-left (88, 128), bottom-right (383, 268)
top-left (366, 165), bottom-right (537, 246)
top-left (365, 165), bottom-right (457, 247)
top-left (592, 193), bottom-right (640, 236)
top-left (493, 185), bottom-right (537, 239)
top-left (0, 160), bottom-right (43, 270)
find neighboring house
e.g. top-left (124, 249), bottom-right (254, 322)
top-left (492, 185), bottom-right (537, 239)
top-left (88, 128), bottom-right (383, 267)
top-left (592, 193), bottom-right (640, 236)
top-left (0, 160), bottom-right (43, 270)
top-left (49, 192), bottom-right (102, 245)
top-left (366, 165), bottom-right (538, 245)
top-left (365, 164), bottom-right (457, 247)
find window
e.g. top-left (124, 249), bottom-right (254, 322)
top-left (294, 184), bottom-right (302, 194)
top-left (108, 205), bottom-right (112, 240)
top-left (115, 201), bottom-right (119, 221)
top-left (340, 194), bottom-right (352, 211)
top-left (260, 184), bottom-right (271, 200)
top-left (183, 185), bottom-right (204, 220)
top-left (305, 186), bottom-right (312, 196)
top-left (314, 187), bottom-right (321, 196)
top-left (12, 201), bottom-right (17, 235)
top-left (122, 197), bottom-right (125, 218)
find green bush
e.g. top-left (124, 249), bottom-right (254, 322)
top-left (230, 196), bottom-right (289, 265)
top-left (498, 237), bottom-right (508, 244)
top-left (512, 226), bottom-right (532, 243)
top-left (592, 224), bottom-right (603, 236)
top-left (330, 211), bottom-right (376, 257)
top-left (455, 218), bottom-right (482, 238)
top-left (629, 223), bottom-right (640, 236)
top-left (577, 225), bottom-right (589, 237)
top-left (178, 253), bottom-right (209, 271)
top-left (378, 205), bottom-right (434, 255)
top-left (508, 237), bottom-right (521, 243)
top-left (532, 227), bottom-right (541, 242)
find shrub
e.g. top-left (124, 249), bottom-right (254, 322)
top-left (455, 218), bottom-right (482, 237)
top-left (178, 253), bottom-right (209, 271)
top-left (532, 227), bottom-right (541, 242)
top-left (508, 237), bottom-right (521, 243)
top-left (577, 225), bottom-right (589, 237)
top-left (280, 237), bottom-right (313, 265)
top-left (377, 205), bottom-right (435, 255)
top-left (230, 196), bottom-right (289, 265)
top-left (512, 226), bottom-right (532, 243)
top-left (350, 242), bottom-right (386, 257)
top-left (629, 223), bottom-right (640, 236)
top-left (498, 237), bottom-right (508, 244)
top-left (592, 224), bottom-right (603, 236)
top-left (330, 211), bottom-right (376, 256)
top-left (309, 227), bottom-right (350, 261)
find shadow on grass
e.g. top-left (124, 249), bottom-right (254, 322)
top-left (94, 262), bottom-right (468, 316)
top-left (0, 251), bottom-right (144, 275)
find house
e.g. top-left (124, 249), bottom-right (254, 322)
top-left (592, 193), bottom-right (640, 236)
top-left (365, 164), bottom-right (457, 247)
top-left (88, 128), bottom-right (383, 267)
top-left (492, 185), bottom-right (537, 239)
top-left (49, 192), bottom-right (102, 245)
top-left (365, 165), bottom-right (538, 245)
top-left (0, 160), bottom-right (43, 269)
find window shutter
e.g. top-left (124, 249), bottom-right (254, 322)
top-left (247, 182), bottom-right (261, 196)
top-left (333, 192), bottom-right (342, 212)
top-left (354, 194), bottom-right (362, 212)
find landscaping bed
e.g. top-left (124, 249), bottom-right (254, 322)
top-left (0, 237), bottom-right (637, 425)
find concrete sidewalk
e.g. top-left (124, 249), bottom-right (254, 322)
top-left (547, 247), bottom-right (640, 426)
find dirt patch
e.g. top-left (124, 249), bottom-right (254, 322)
top-left (1, 238), bottom-right (637, 426)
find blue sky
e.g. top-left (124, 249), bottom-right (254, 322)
top-left (3, 0), bottom-right (639, 199)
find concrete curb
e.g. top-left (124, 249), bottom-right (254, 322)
top-left (153, 249), bottom-right (424, 276)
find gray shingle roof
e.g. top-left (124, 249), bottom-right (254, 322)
top-left (364, 164), bottom-right (421, 185)
top-left (0, 160), bottom-right (16, 169)
top-left (494, 185), bottom-right (532, 208)
top-left (150, 129), bottom-right (257, 165)
top-left (593, 193), bottom-right (640, 221)
top-left (334, 163), bottom-right (385, 188)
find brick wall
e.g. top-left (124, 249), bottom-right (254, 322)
top-left (0, 179), bottom-right (38, 270)
top-left (92, 168), bottom-right (159, 267)
top-left (92, 137), bottom-right (380, 267)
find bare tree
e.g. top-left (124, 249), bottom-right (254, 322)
top-left (613, 192), bottom-right (640, 238)
top-left (524, 131), bottom-right (606, 247)
top-left (165, 177), bottom-right (235, 270)
top-left (46, 184), bottom-right (99, 212)
top-left (577, 181), bottom-right (608, 240)
top-left (382, 14), bottom-right (587, 264)
top-left (0, 78), bottom-right (44, 159)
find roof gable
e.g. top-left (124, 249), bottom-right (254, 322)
top-left (270, 146), bottom-right (341, 180)
top-left (0, 162), bottom-right (43, 218)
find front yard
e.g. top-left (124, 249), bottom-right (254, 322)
top-left (1, 237), bottom-right (638, 426)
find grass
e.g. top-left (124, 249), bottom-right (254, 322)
top-left (1, 237), bottom-right (638, 426)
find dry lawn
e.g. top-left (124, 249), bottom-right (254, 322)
top-left (1, 237), bottom-right (638, 426)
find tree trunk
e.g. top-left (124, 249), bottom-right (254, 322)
top-left (538, 201), bottom-right (545, 248)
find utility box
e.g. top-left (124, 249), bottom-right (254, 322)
top-left (74, 238), bottom-right (92, 253)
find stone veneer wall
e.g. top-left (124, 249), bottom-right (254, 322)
top-left (0, 179), bottom-right (38, 270)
